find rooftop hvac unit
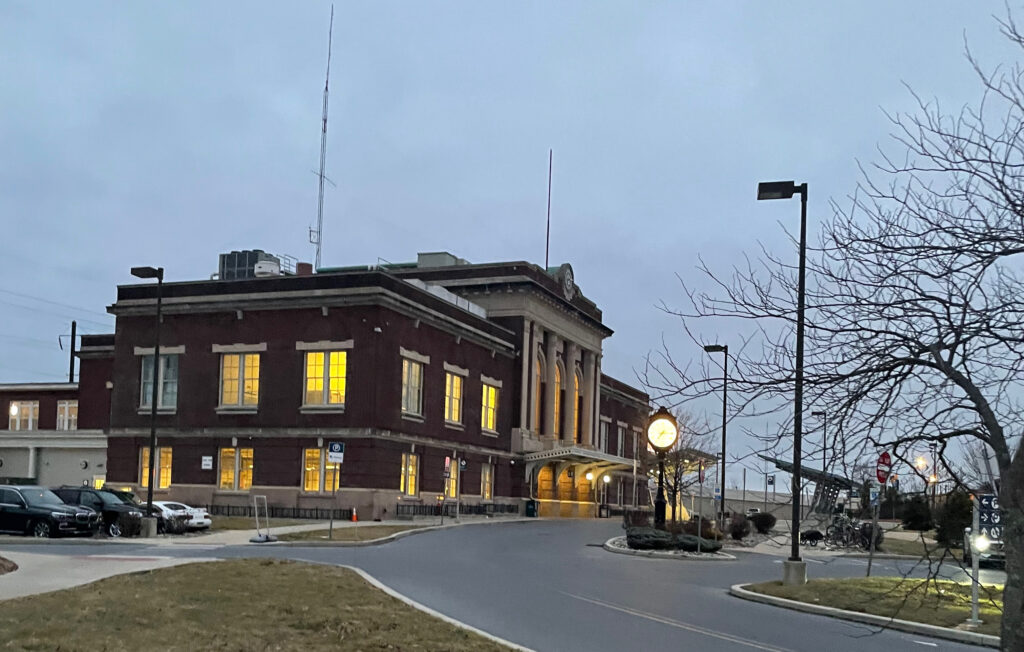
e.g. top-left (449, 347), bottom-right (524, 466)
top-left (254, 260), bottom-right (281, 277)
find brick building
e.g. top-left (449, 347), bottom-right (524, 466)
top-left (67, 252), bottom-right (651, 518)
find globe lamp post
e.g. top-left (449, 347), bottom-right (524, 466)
top-left (647, 407), bottom-right (679, 529)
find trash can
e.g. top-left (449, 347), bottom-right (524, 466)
top-left (598, 504), bottom-right (610, 519)
top-left (525, 499), bottom-right (538, 518)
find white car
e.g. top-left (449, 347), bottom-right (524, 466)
top-left (153, 501), bottom-right (213, 530)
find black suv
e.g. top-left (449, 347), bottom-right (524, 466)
top-left (52, 487), bottom-right (144, 537)
top-left (0, 485), bottom-right (100, 537)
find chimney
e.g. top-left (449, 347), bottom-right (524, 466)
top-left (296, 262), bottom-right (314, 277)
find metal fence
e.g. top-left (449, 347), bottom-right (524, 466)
top-left (395, 502), bottom-right (520, 519)
top-left (204, 504), bottom-right (353, 521)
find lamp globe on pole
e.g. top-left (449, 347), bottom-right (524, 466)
top-left (647, 407), bottom-right (678, 529)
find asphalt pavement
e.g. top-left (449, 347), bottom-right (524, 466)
top-left (0, 520), bottom-right (1004, 651)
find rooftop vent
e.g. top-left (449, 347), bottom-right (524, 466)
top-left (416, 252), bottom-right (469, 269)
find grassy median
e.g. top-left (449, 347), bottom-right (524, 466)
top-left (878, 537), bottom-right (964, 560)
top-left (748, 577), bottom-right (1002, 636)
top-left (276, 525), bottom-right (422, 542)
top-left (0, 559), bottom-right (513, 651)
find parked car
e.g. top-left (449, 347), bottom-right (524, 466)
top-left (963, 526), bottom-right (1006, 567)
top-left (52, 486), bottom-right (144, 537)
top-left (153, 501), bottom-right (213, 530)
top-left (745, 508), bottom-right (761, 516)
top-left (0, 485), bottom-right (100, 538)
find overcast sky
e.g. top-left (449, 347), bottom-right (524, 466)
top-left (0, 2), bottom-right (1013, 481)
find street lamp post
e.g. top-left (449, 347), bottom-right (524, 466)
top-left (647, 407), bottom-right (679, 529)
top-left (131, 265), bottom-right (164, 530)
top-left (758, 180), bottom-right (809, 585)
top-left (704, 344), bottom-right (728, 526)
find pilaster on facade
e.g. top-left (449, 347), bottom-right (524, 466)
top-left (581, 349), bottom-right (596, 448)
top-left (543, 331), bottom-right (558, 438)
top-left (562, 341), bottom-right (578, 443)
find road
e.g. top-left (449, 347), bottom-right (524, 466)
top-left (0, 520), bottom-right (1003, 651)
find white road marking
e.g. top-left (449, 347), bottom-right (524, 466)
top-left (562, 591), bottom-right (795, 652)
top-left (911, 640), bottom-right (938, 647)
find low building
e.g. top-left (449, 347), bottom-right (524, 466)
top-left (0, 382), bottom-right (106, 487)
top-left (35, 251), bottom-right (651, 518)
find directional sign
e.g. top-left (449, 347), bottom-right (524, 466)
top-left (876, 451), bottom-right (892, 484)
top-left (459, 459), bottom-right (467, 472)
top-left (767, 475), bottom-right (775, 486)
top-left (327, 441), bottom-right (345, 464)
top-left (869, 488), bottom-right (880, 506)
top-left (978, 494), bottom-right (1002, 540)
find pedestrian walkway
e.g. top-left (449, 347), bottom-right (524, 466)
top-left (114, 515), bottom-right (529, 546)
top-left (0, 550), bottom-right (215, 601)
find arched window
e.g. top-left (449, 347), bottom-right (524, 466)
top-left (554, 363), bottom-right (563, 436)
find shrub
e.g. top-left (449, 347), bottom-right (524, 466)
top-left (675, 534), bottom-right (723, 553)
top-left (625, 527), bottom-right (673, 550)
top-left (902, 495), bottom-right (934, 531)
top-left (749, 512), bottom-right (777, 534)
top-left (680, 517), bottom-right (723, 541)
top-left (936, 491), bottom-right (972, 546)
top-left (729, 515), bottom-right (752, 540)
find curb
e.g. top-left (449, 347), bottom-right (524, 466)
top-left (271, 517), bottom-right (533, 547)
top-left (338, 564), bottom-right (535, 651)
top-left (840, 553), bottom-right (930, 560)
top-left (602, 537), bottom-right (736, 561)
top-left (729, 583), bottom-right (999, 649)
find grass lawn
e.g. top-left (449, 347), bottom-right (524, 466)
top-left (747, 577), bottom-right (1003, 636)
top-left (880, 537), bottom-right (964, 560)
top-left (0, 559), bottom-right (513, 651)
top-left (277, 525), bottom-right (422, 542)
top-left (207, 516), bottom-right (318, 531)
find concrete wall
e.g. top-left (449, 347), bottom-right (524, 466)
top-left (0, 445), bottom-right (106, 487)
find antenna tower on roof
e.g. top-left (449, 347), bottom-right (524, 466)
top-left (309, 5), bottom-right (334, 270)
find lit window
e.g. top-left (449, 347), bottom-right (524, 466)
top-left (219, 447), bottom-right (254, 490)
top-left (304, 351), bottom-right (347, 406)
top-left (8, 401), bottom-right (38, 431)
top-left (444, 372), bottom-right (463, 423)
top-left (56, 400), bottom-right (78, 431)
top-left (303, 448), bottom-right (340, 492)
top-left (221, 353), bottom-right (259, 407)
top-left (303, 448), bottom-right (321, 492)
top-left (141, 355), bottom-right (178, 409)
top-left (401, 359), bottom-right (423, 416)
top-left (400, 453), bottom-right (418, 496)
top-left (481, 384), bottom-right (499, 432)
top-left (445, 460), bottom-right (458, 499)
top-left (140, 447), bottom-right (172, 489)
top-left (481, 464), bottom-right (494, 500)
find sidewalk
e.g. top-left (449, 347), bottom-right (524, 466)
top-left (0, 550), bottom-right (215, 601)
top-left (115, 515), bottom-right (529, 546)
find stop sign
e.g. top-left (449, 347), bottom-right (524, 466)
top-left (876, 451), bottom-right (892, 484)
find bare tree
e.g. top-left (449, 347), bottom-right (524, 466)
top-left (646, 13), bottom-right (1024, 647)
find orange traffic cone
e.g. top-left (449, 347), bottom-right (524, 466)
top-left (351, 508), bottom-right (358, 522)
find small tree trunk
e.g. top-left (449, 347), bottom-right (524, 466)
top-left (1000, 465), bottom-right (1023, 650)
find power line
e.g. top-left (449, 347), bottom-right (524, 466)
top-left (0, 288), bottom-right (113, 320)
top-left (0, 299), bottom-right (112, 329)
